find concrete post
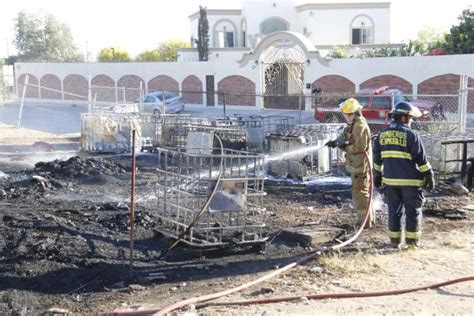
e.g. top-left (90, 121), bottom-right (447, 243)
top-left (458, 74), bottom-right (468, 133)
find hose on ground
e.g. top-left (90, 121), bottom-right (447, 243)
top-left (100, 151), bottom-right (373, 315)
top-left (147, 151), bottom-right (375, 315)
top-left (197, 276), bottom-right (474, 308)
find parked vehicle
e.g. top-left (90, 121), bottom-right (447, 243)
top-left (314, 86), bottom-right (444, 124)
top-left (136, 91), bottom-right (185, 115)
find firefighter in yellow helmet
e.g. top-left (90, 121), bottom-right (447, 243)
top-left (325, 98), bottom-right (375, 228)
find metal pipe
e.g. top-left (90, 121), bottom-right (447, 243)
top-left (17, 74), bottom-right (29, 128)
top-left (129, 130), bottom-right (136, 279)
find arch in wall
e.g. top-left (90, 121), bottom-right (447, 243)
top-left (148, 75), bottom-right (179, 94)
top-left (217, 75), bottom-right (255, 106)
top-left (418, 74), bottom-right (461, 94)
top-left (417, 74), bottom-right (474, 114)
top-left (239, 31), bottom-right (328, 67)
top-left (63, 74), bottom-right (88, 100)
top-left (260, 16), bottom-right (290, 35)
top-left (182, 75), bottom-right (203, 104)
top-left (350, 14), bottom-right (375, 45)
top-left (117, 75), bottom-right (145, 102)
top-left (40, 74), bottom-right (62, 99)
top-left (312, 75), bottom-right (355, 93)
top-left (213, 18), bottom-right (239, 48)
top-left (360, 75), bottom-right (412, 93)
top-left (17, 73), bottom-right (39, 98)
top-left (92, 74), bottom-right (115, 102)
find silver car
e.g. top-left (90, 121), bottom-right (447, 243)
top-left (137, 91), bottom-right (185, 115)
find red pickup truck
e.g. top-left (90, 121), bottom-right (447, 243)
top-left (314, 86), bottom-right (444, 124)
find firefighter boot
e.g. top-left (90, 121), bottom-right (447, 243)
top-left (390, 238), bottom-right (401, 249)
top-left (406, 238), bottom-right (420, 249)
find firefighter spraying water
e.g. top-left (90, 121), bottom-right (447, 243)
top-left (325, 98), bottom-right (375, 228)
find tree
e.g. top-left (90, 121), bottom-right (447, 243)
top-left (416, 26), bottom-right (446, 53)
top-left (97, 47), bottom-right (131, 62)
top-left (13, 10), bottom-right (83, 62)
top-left (135, 39), bottom-right (190, 62)
top-left (444, 8), bottom-right (474, 54)
top-left (197, 6), bottom-right (210, 61)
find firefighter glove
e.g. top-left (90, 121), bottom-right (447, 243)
top-left (374, 171), bottom-right (382, 189)
top-left (337, 141), bottom-right (350, 149)
top-left (325, 140), bottom-right (337, 148)
top-left (423, 171), bottom-right (435, 192)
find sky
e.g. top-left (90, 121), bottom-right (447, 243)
top-left (0, 0), bottom-right (472, 60)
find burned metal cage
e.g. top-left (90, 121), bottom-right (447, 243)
top-left (233, 115), bottom-right (296, 152)
top-left (154, 146), bottom-right (267, 248)
top-left (266, 123), bottom-right (345, 180)
top-left (81, 111), bottom-right (141, 153)
top-left (420, 132), bottom-right (473, 174)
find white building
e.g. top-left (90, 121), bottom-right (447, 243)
top-left (181, 0), bottom-right (393, 61)
top-left (14, 0), bottom-right (473, 113)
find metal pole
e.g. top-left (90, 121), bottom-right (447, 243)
top-left (17, 74), bottom-right (29, 128)
top-left (458, 75), bottom-right (468, 134)
top-left (129, 129), bottom-right (136, 279)
top-left (92, 92), bottom-right (97, 112)
top-left (298, 95), bottom-right (302, 125)
top-left (88, 74), bottom-right (92, 113)
top-left (162, 89), bottom-right (165, 115)
top-left (139, 81), bottom-right (143, 111)
top-left (223, 92), bottom-right (227, 117)
top-left (122, 86), bottom-right (126, 103)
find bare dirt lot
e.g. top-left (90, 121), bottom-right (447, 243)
top-left (0, 124), bottom-right (473, 315)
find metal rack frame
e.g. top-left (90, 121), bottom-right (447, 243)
top-left (154, 146), bottom-right (267, 248)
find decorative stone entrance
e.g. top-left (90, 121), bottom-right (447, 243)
top-left (262, 42), bottom-right (306, 109)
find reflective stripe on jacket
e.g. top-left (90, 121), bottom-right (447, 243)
top-left (373, 121), bottom-right (432, 187)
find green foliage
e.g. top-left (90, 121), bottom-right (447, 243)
top-left (136, 39), bottom-right (190, 62)
top-left (416, 26), bottom-right (446, 52)
top-left (13, 10), bottom-right (83, 62)
top-left (4, 55), bottom-right (17, 65)
top-left (135, 50), bottom-right (161, 62)
top-left (327, 46), bottom-right (348, 59)
top-left (444, 8), bottom-right (474, 54)
top-left (97, 47), bottom-right (131, 62)
top-left (197, 6), bottom-right (210, 61)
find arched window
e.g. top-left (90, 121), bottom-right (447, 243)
top-left (214, 20), bottom-right (237, 48)
top-left (260, 17), bottom-right (289, 35)
top-left (351, 15), bottom-right (374, 45)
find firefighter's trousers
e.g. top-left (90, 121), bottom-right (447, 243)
top-left (351, 172), bottom-right (374, 224)
top-left (385, 186), bottom-right (424, 244)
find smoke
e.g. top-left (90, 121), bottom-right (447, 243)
top-left (0, 150), bottom-right (78, 169)
top-left (372, 190), bottom-right (387, 213)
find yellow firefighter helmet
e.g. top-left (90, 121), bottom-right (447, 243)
top-left (340, 98), bottom-right (363, 114)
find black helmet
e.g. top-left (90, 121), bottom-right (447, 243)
top-left (389, 101), bottom-right (422, 118)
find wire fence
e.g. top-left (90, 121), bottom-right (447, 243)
top-left (13, 74), bottom-right (473, 134)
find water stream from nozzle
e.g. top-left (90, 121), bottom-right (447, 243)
top-left (264, 144), bottom-right (325, 163)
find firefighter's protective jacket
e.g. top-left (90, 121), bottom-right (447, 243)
top-left (373, 121), bottom-right (432, 186)
top-left (337, 115), bottom-right (372, 174)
